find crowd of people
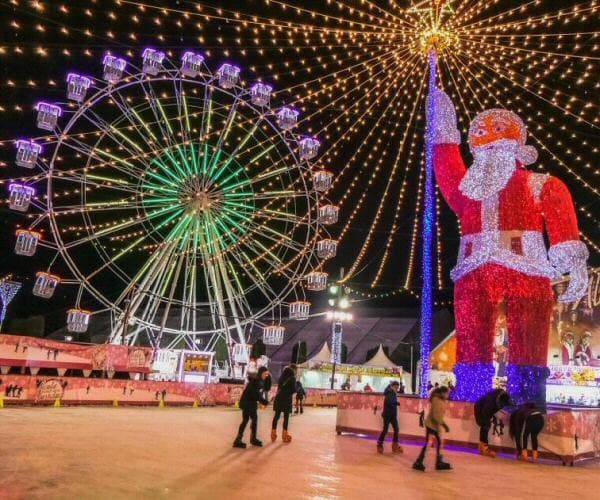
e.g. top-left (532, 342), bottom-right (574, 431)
top-left (232, 367), bottom-right (546, 471)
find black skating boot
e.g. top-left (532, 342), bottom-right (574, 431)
top-left (412, 448), bottom-right (426, 471)
top-left (435, 455), bottom-right (452, 470)
top-left (250, 436), bottom-right (263, 447)
top-left (233, 436), bottom-right (247, 449)
top-left (377, 442), bottom-right (384, 454)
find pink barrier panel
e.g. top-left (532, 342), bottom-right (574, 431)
top-left (0, 334), bottom-right (153, 373)
top-left (336, 392), bottom-right (600, 464)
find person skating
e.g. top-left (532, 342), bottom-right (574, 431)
top-left (272, 364), bottom-right (297, 442)
top-left (233, 366), bottom-right (270, 449)
top-left (412, 386), bottom-right (452, 472)
top-left (509, 403), bottom-right (545, 462)
top-left (474, 388), bottom-right (512, 458)
top-left (294, 380), bottom-right (306, 414)
top-left (377, 380), bottom-right (403, 454)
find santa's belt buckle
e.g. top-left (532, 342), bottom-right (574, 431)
top-left (510, 236), bottom-right (523, 255)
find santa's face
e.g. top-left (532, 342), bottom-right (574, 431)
top-left (460, 138), bottom-right (518, 200)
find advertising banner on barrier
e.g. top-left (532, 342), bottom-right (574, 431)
top-left (0, 335), bottom-right (153, 374)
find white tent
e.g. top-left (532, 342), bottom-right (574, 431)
top-left (364, 344), bottom-right (397, 369)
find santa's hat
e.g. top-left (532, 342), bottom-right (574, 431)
top-left (468, 109), bottom-right (538, 165)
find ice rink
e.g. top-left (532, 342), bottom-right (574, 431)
top-left (1, 406), bottom-right (598, 499)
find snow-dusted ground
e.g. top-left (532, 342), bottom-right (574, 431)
top-left (1, 406), bottom-right (598, 499)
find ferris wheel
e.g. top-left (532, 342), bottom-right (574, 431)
top-left (9, 48), bottom-right (338, 358)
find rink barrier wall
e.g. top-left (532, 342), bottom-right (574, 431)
top-left (335, 392), bottom-right (600, 465)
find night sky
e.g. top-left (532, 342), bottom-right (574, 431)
top-left (0, 1), bottom-right (598, 335)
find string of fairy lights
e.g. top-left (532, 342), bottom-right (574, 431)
top-left (1, 0), bottom-right (598, 306)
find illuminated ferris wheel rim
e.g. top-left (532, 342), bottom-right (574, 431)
top-left (13, 48), bottom-right (336, 344)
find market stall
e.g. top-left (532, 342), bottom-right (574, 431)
top-left (299, 343), bottom-right (411, 393)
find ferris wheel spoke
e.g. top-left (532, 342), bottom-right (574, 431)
top-left (65, 204), bottom-right (183, 250)
top-left (79, 108), bottom-right (154, 170)
top-left (138, 79), bottom-right (177, 150)
top-left (61, 136), bottom-right (145, 179)
top-left (109, 89), bottom-right (162, 145)
top-left (205, 99), bottom-right (241, 183)
top-left (57, 171), bottom-right (141, 195)
top-left (198, 86), bottom-right (214, 174)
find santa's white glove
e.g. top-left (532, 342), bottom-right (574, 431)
top-left (425, 88), bottom-right (461, 145)
top-left (548, 241), bottom-right (590, 303)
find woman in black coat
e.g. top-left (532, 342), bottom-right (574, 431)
top-left (234, 366), bottom-right (270, 449)
top-left (271, 365), bottom-right (297, 442)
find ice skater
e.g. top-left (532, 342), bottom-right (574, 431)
top-left (233, 366), bottom-right (271, 449)
top-left (377, 380), bottom-right (403, 454)
top-left (412, 386), bottom-right (452, 472)
top-left (474, 388), bottom-right (511, 458)
top-left (509, 403), bottom-right (545, 462)
top-left (272, 364), bottom-right (297, 443)
top-left (294, 380), bottom-right (306, 414)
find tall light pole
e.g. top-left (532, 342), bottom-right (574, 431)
top-left (328, 268), bottom-right (352, 389)
top-left (419, 48), bottom-right (438, 398)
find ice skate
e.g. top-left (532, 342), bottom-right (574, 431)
top-left (531, 450), bottom-right (539, 463)
top-left (412, 458), bottom-right (425, 472)
top-left (377, 442), bottom-right (384, 454)
top-left (435, 455), bottom-right (452, 470)
top-left (233, 437), bottom-right (247, 449)
top-left (392, 442), bottom-right (403, 454)
top-left (271, 429), bottom-right (277, 442)
top-left (518, 450), bottom-right (528, 461)
top-left (282, 430), bottom-right (292, 443)
top-left (478, 442), bottom-right (496, 458)
top-left (250, 437), bottom-right (263, 447)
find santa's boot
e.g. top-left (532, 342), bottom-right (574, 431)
top-left (507, 364), bottom-right (550, 406)
top-left (271, 429), bottom-right (277, 442)
top-left (412, 447), bottom-right (426, 472)
top-left (531, 450), bottom-right (539, 463)
top-left (478, 442), bottom-right (496, 458)
top-left (282, 430), bottom-right (292, 443)
top-left (392, 442), bottom-right (404, 454)
top-left (517, 449), bottom-right (528, 461)
top-left (377, 442), bottom-right (384, 454)
top-left (435, 455), bottom-right (452, 470)
top-left (452, 362), bottom-right (496, 401)
top-left (233, 435), bottom-right (247, 449)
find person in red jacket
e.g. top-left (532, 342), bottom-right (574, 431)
top-left (427, 88), bottom-right (589, 404)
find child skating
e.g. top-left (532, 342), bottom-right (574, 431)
top-left (412, 386), bottom-right (452, 471)
top-left (377, 380), bottom-right (403, 454)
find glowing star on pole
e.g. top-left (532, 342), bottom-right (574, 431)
top-left (427, 86), bottom-right (589, 405)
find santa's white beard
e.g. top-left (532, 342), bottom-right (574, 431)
top-left (459, 140), bottom-right (518, 201)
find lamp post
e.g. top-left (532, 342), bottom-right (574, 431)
top-left (328, 268), bottom-right (352, 389)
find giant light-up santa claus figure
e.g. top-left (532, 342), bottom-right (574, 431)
top-left (428, 88), bottom-right (589, 404)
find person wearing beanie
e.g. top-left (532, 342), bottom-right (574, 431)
top-left (377, 380), bottom-right (403, 454)
top-left (413, 386), bottom-right (452, 472)
top-left (509, 403), bottom-right (545, 463)
top-left (272, 364), bottom-right (297, 443)
top-left (474, 388), bottom-right (512, 458)
top-left (427, 86), bottom-right (589, 405)
top-left (233, 366), bottom-right (270, 449)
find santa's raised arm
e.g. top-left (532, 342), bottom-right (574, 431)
top-left (426, 87), bottom-right (589, 405)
